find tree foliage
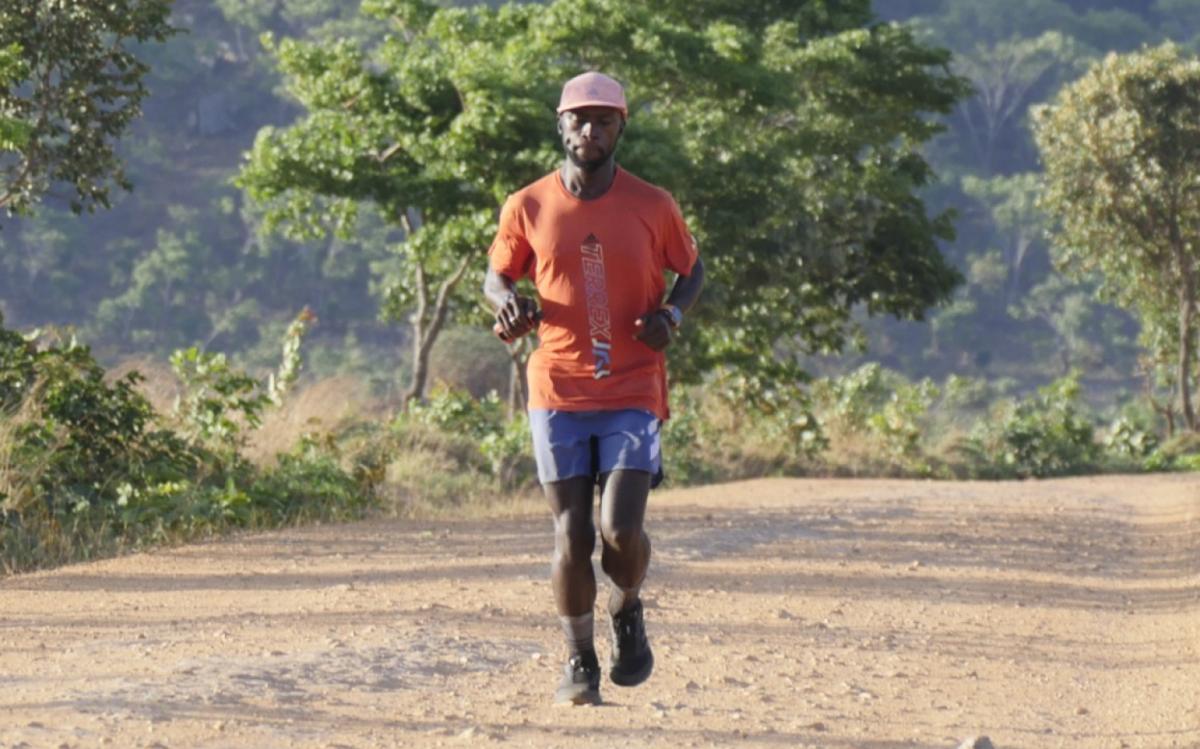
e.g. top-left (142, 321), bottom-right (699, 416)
top-left (863, 0), bottom-right (1184, 387)
top-left (0, 313), bottom-right (197, 519)
top-left (949, 31), bottom-right (1082, 175)
top-left (0, 2), bottom-right (381, 576)
top-left (239, 0), bottom-right (967, 406)
top-left (0, 1), bottom-right (176, 216)
top-left (8, 0), bottom-right (1192, 425)
top-left (960, 373), bottom-right (1099, 478)
top-left (1035, 43), bottom-right (1200, 429)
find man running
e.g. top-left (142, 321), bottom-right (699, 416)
top-left (484, 71), bottom-right (705, 706)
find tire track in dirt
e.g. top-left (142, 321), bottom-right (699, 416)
top-left (1, 476), bottom-right (1197, 748)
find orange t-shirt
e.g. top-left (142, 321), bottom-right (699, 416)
top-left (488, 168), bottom-right (698, 420)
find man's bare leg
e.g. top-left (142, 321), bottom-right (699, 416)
top-left (599, 469), bottom-right (652, 611)
top-left (544, 476), bottom-right (601, 704)
top-left (546, 475), bottom-right (597, 615)
top-left (598, 469), bottom-right (654, 686)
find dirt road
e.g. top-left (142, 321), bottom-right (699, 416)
top-left (2, 476), bottom-right (1198, 748)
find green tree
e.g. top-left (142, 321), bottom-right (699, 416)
top-left (0, 1), bottom-right (177, 338)
top-left (92, 205), bottom-right (248, 351)
top-left (237, 0), bottom-right (541, 406)
top-left (1, 0), bottom-right (390, 357)
top-left (860, 2), bottom-right (1164, 387)
top-left (0, 44), bottom-right (30, 152)
top-left (951, 31), bottom-right (1082, 175)
top-left (1035, 43), bottom-right (1200, 430)
top-left (962, 172), bottom-right (1045, 302)
top-left (1009, 274), bottom-right (1107, 375)
top-left (239, 0), bottom-right (966, 407)
top-left (0, 1), bottom-right (175, 216)
top-left (213, 0), bottom-right (377, 59)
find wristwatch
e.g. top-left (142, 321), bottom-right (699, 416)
top-left (659, 303), bottom-right (683, 330)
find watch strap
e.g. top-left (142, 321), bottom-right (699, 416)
top-left (659, 303), bottom-right (683, 329)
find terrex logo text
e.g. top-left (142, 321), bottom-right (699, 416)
top-left (580, 234), bottom-right (612, 379)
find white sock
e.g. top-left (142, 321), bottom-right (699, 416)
top-left (560, 612), bottom-right (594, 655)
top-left (608, 584), bottom-right (640, 616)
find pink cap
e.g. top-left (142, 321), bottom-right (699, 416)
top-left (557, 72), bottom-right (628, 118)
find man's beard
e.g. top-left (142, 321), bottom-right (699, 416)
top-left (566, 145), bottom-right (611, 173)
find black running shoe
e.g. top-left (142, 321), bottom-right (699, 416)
top-left (609, 599), bottom-right (654, 686)
top-left (554, 650), bottom-right (601, 705)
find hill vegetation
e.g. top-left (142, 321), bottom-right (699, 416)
top-left (4, 0), bottom-right (1200, 573)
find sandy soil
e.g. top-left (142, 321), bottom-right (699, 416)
top-left (1, 475), bottom-right (1198, 749)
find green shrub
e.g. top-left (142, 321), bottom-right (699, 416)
top-left (0, 332), bottom-right (203, 570)
top-left (807, 365), bottom-right (941, 476)
top-left (479, 415), bottom-right (535, 489)
top-left (957, 374), bottom-right (1099, 479)
top-left (247, 435), bottom-right (375, 523)
top-left (1103, 416), bottom-right (1159, 459)
top-left (941, 374), bottom-right (995, 411)
top-left (810, 363), bottom-right (889, 434)
top-left (868, 379), bottom-right (940, 476)
top-left (1143, 431), bottom-right (1200, 471)
top-left (661, 394), bottom-right (717, 486)
top-left (170, 345), bottom-right (270, 456)
top-left (0, 312), bottom-right (374, 575)
top-left (659, 386), bottom-right (824, 486)
top-left (1, 326), bottom-right (198, 519)
top-left (407, 384), bottom-right (506, 441)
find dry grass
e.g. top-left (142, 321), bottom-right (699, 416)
top-left (0, 380), bottom-right (66, 518)
top-left (246, 375), bottom-right (381, 465)
top-left (0, 401), bottom-right (31, 516)
top-left (0, 381), bottom-right (106, 575)
top-left (112, 356), bottom-right (386, 466)
top-left (106, 356), bottom-right (180, 415)
top-left (816, 428), bottom-right (913, 477)
top-left (381, 454), bottom-right (542, 519)
top-left (108, 359), bottom-right (384, 464)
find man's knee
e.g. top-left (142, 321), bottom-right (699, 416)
top-left (554, 511), bottom-right (596, 566)
top-left (600, 517), bottom-right (644, 555)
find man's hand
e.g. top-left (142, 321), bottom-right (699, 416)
top-left (633, 310), bottom-right (673, 351)
top-left (494, 292), bottom-right (539, 342)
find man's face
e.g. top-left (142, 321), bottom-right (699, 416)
top-left (558, 106), bottom-right (624, 172)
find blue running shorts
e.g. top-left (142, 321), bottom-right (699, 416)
top-left (529, 409), bottom-right (663, 486)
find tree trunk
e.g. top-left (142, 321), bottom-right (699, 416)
top-left (403, 329), bottom-right (427, 411)
top-left (400, 261), bottom-right (429, 411)
top-left (400, 255), bottom-right (472, 410)
top-left (1148, 386), bottom-right (1176, 439)
top-left (1166, 209), bottom-right (1197, 431)
top-left (1178, 285), bottom-right (1196, 431)
top-left (1007, 233), bottom-right (1031, 306)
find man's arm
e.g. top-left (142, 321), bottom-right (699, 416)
top-left (635, 256), bottom-right (705, 351)
top-left (484, 266), bottom-right (538, 341)
top-left (665, 255), bottom-right (704, 315)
